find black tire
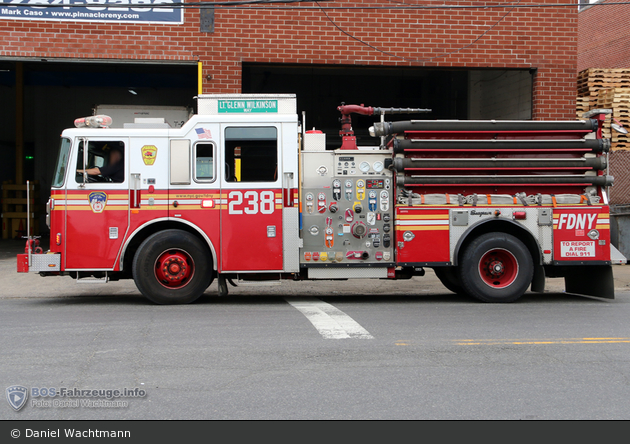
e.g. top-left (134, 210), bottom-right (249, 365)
top-left (132, 229), bottom-right (213, 304)
top-left (433, 267), bottom-right (465, 295)
top-left (458, 232), bottom-right (533, 303)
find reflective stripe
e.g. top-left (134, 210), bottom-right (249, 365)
top-left (395, 226), bottom-right (449, 231)
top-left (395, 220), bottom-right (449, 226)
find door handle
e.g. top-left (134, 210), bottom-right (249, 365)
top-left (283, 172), bottom-right (294, 207)
top-left (130, 173), bottom-right (141, 209)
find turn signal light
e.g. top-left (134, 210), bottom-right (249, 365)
top-left (201, 199), bottom-right (214, 208)
top-left (56, 233), bottom-right (61, 246)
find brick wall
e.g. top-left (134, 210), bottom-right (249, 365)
top-left (578, 0), bottom-right (630, 72)
top-left (1, 0), bottom-right (577, 119)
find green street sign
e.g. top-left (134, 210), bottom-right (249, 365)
top-left (218, 99), bottom-right (278, 114)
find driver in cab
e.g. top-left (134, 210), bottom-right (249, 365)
top-left (77, 145), bottom-right (124, 183)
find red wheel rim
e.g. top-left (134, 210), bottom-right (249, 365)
top-left (154, 249), bottom-right (195, 289)
top-left (478, 248), bottom-right (519, 289)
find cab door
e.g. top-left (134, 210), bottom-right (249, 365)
top-left (64, 137), bottom-right (129, 270)
top-left (220, 125), bottom-right (284, 272)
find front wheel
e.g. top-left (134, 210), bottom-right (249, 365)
top-left (132, 230), bottom-right (213, 304)
top-left (458, 233), bottom-right (533, 303)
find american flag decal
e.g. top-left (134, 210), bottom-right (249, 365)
top-left (195, 128), bottom-right (212, 139)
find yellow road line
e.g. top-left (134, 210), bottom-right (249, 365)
top-left (454, 337), bottom-right (630, 345)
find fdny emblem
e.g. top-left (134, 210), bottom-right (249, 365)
top-left (6, 385), bottom-right (28, 411)
top-left (141, 145), bottom-right (157, 166)
top-left (88, 192), bottom-right (108, 213)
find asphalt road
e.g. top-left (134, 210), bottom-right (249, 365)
top-left (1, 240), bottom-right (630, 420)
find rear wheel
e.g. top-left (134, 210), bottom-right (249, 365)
top-left (458, 232), bottom-right (533, 303)
top-left (433, 267), bottom-right (464, 295)
top-left (132, 229), bottom-right (213, 304)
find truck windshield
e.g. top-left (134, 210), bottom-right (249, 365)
top-left (52, 138), bottom-right (71, 188)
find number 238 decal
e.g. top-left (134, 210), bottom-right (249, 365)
top-left (228, 190), bottom-right (275, 215)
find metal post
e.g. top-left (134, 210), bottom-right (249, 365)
top-left (606, 150), bottom-right (610, 201)
top-left (16, 62), bottom-right (24, 186)
top-left (27, 180), bottom-right (31, 267)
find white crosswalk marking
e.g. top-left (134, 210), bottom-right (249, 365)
top-left (286, 297), bottom-right (374, 339)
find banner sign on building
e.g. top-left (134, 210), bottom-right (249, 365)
top-left (0, 0), bottom-right (183, 24)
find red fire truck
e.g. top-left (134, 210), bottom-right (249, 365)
top-left (17, 94), bottom-right (626, 304)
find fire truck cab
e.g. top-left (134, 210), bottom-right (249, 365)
top-left (19, 94), bottom-right (626, 304)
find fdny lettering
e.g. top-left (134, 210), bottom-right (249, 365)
top-left (556, 213), bottom-right (597, 230)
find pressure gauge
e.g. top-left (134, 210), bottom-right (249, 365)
top-left (306, 193), bottom-right (314, 201)
top-left (332, 179), bottom-right (341, 188)
top-left (373, 161), bottom-right (384, 173)
top-left (359, 161), bottom-right (371, 173)
top-left (345, 180), bottom-right (353, 188)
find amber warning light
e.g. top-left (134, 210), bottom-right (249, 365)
top-left (74, 115), bottom-right (112, 128)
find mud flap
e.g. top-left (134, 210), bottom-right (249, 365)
top-left (218, 275), bottom-right (229, 297)
top-left (564, 265), bottom-right (614, 299)
top-left (530, 264), bottom-right (545, 293)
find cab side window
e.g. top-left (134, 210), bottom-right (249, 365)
top-left (75, 140), bottom-right (125, 183)
top-left (224, 127), bottom-right (277, 182)
top-left (195, 143), bottom-right (215, 182)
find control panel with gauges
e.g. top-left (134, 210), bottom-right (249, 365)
top-left (300, 150), bottom-right (394, 268)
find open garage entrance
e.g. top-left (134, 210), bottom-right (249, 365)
top-left (243, 64), bottom-right (534, 150)
top-left (0, 60), bottom-right (197, 237)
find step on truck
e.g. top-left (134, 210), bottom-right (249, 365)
top-left (17, 94), bottom-right (626, 303)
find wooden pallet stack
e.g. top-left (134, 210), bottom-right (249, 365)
top-left (576, 96), bottom-right (590, 119)
top-left (1, 181), bottom-right (40, 240)
top-left (577, 68), bottom-right (630, 150)
top-left (577, 69), bottom-right (630, 204)
top-left (596, 88), bottom-right (630, 149)
top-left (578, 68), bottom-right (630, 99)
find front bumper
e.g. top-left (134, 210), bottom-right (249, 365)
top-left (17, 253), bottom-right (61, 273)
